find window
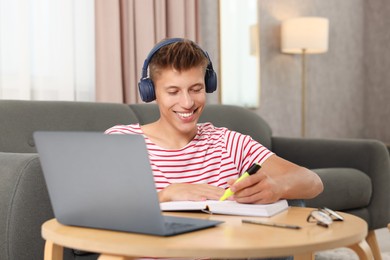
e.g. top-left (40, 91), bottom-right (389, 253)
top-left (0, 0), bottom-right (95, 101)
top-left (220, 0), bottom-right (260, 108)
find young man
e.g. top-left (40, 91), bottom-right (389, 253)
top-left (105, 38), bottom-right (323, 204)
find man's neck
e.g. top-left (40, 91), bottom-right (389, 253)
top-left (141, 120), bottom-right (197, 149)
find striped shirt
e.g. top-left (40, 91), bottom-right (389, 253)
top-left (105, 123), bottom-right (273, 191)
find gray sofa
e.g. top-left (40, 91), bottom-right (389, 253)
top-left (1, 100), bottom-right (389, 260)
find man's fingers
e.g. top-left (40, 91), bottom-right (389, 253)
top-left (231, 172), bottom-right (265, 192)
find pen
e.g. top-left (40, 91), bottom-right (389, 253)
top-left (219, 163), bottom-right (261, 201)
top-left (242, 219), bottom-right (302, 230)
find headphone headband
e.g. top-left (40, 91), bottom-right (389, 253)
top-left (138, 38), bottom-right (217, 102)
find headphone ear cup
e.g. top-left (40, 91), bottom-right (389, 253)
top-left (138, 78), bottom-right (156, 102)
top-left (205, 69), bottom-right (217, 93)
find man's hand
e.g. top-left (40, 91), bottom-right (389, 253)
top-left (228, 155), bottom-right (323, 204)
top-left (158, 183), bottom-right (225, 202)
top-left (228, 172), bottom-right (285, 204)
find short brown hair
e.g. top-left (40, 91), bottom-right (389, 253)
top-left (148, 39), bottom-right (209, 81)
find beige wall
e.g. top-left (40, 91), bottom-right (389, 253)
top-left (200, 0), bottom-right (390, 144)
top-left (364, 1), bottom-right (390, 144)
top-left (258, 0), bottom-right (366, 139)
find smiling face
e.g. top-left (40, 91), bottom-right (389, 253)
top-left (147, 40), bottom-right (210, 140)
top-left (154, 66), bottom-right (206, 138)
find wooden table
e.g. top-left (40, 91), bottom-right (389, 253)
top-left (42, 207), bottom-right (374, 260)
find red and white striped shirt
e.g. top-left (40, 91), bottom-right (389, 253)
top-left (105, 123), bottom-right (273, 191)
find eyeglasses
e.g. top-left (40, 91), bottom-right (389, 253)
top-left (307, 207), bottom-right (344, 228)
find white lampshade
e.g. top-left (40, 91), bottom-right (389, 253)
top-left (281, 17), bottom-right (329, 54)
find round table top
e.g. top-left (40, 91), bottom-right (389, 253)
top-left (42, 207), bottom-right (368, 259)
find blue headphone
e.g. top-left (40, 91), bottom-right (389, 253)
top-left (138, 38), bottom-right (217, 102)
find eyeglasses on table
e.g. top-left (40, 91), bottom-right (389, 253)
top-left (307, 207), bottom-right (344, 227)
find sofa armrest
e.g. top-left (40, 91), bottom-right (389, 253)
top-left (271, 137), bottom-right (390, 229)
top-left (271, 137), bottom-right (389, 171)
top-left (0, 153), bottom-right (53, 260)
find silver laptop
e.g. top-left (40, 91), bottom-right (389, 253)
top-left (34, 131), bottom-right (223, 236)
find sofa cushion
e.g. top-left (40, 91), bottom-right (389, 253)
top-left (0, 100), bottom-right (139, 153)
top-left (129, 103), bottom-right (160, 124)
top-left (200, 105), bottom-right (273, 149)
top-left (305, 168), bottom-right (372, 211)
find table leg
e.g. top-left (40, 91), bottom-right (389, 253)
top-left (348, 240), bottom-right (374, 260)
top-left (44, 240), bottom-right (63, 260)
top-left (293, 252), bottom-right (314, 260)
top-left (366, 230), bottom-right (382, 260)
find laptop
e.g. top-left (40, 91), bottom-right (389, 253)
top-left (33, 131), bottom-right (223, 236)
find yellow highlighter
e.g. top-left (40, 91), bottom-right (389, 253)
top-left (219, 163), bottom-right (261, 201)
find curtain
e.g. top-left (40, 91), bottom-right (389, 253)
top-left (95, 0), bottom-right (200, 104)
top-left (0, 0), bottom-right (95, 101)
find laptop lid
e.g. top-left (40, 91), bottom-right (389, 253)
top-left (34, 131), bottom-right (222, 236)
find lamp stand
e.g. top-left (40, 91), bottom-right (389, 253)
top-left (301, 49), bottom-right (307, 138)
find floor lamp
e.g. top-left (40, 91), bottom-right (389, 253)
top-left (281, 17), bottom-right (329, 137)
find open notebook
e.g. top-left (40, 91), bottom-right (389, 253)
top-left (161, 199), bottom-right (289, 217)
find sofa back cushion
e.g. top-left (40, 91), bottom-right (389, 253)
top-left (200, 105), bottom-right (273, 149)
top-left (0, 100), bottom-right (139, 153)
top-left (129, 103), bottom-right (273, 149)
top-left (129, 103), bottom-right (161, 124)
